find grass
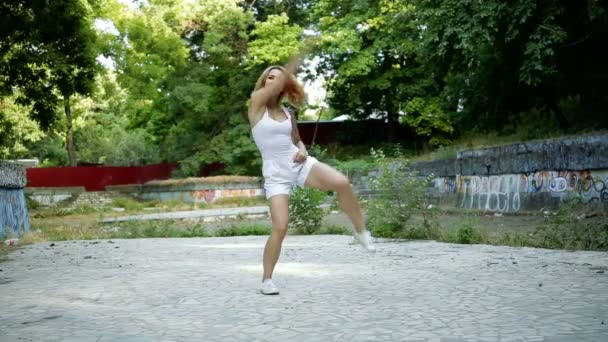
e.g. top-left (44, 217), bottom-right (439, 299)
top-left (215, 224), bottom-right (270, 237)
top-left (8, 197), bottom-right (606, 253)
top-left (17, 219), bottom-right (353, 244)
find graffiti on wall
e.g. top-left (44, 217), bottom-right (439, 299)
top-left (457, 174), bottom-right (522, 212)
top-left (455, 170), bottom-right (608, 212)
top-left (433, 177), bottom-right (456, 194)
top-left (191, 188), bottom-right (263, 204)
top-left (0, 189), bottom-right (30, 236)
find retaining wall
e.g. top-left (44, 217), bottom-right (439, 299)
top-left (27, 177), bottom-right (264, 208)
top-left (108, 179), bottom-right (264, 205)
top-left (351, 133), bottom-right (608, 213)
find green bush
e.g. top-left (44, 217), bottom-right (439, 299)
top-left (288, 186), bottom-right (326, 235)
top-left (531, 198), bottom-right (608, 250)
top-left (441, 216), bottom-right (488, 244)
top-left (308, 144), bottom-right (329, 161)
top-left (366, 146), bottom-right (440, 239)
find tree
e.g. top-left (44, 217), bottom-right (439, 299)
top-left (154, 0), bottom-right (260, 175)
top-left (0, 0), bottom-right (100, 166)
top-left (243, 0), bottom-right (313, 27)
top-left (0, 96), bottom-right (44, 159)
top-left (416, 0), bottom-right (608, 132)
top-left (95, 0), bottom-right (189, 132)
top-left (310, 0), bottom-right (442, 141)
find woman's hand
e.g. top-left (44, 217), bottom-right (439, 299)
top-left (293, 149), bottom-right (308, 164)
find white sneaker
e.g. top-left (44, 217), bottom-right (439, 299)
top-left (260, 279), bottom-right (279, 295)
top-left (356, 230), bottom-right (376, 252)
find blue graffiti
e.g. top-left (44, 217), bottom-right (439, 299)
top-left (0, 188), bottom-right (30, 237)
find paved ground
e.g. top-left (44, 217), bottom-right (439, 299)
top-left (0, 235), bottom-right (607, 342)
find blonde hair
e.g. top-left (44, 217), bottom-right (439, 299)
top-left (254, 65), bottom-right (305, 107)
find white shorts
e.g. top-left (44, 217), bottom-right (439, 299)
top-left (262, 156), bottom-right (319, 199)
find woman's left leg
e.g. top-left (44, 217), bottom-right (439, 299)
top-left (304, 162), bottom-right (365, 233)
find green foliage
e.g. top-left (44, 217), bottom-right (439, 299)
top-left (334, 158), bottom-right (374, 177)
top-left (417, 0), bottom-right (608, 132)
top-left (366, 146), bottom-right (439, 239)
top-left (441, 216), bottom-right (488, 244)
top-left (247, 14), bottom-right (303, 67)
top-left (0, 96), bottom-right (44, 159)
top-left (531, 199), bottom-right (608, 251)
top-left (0, 0), bottom-right (99, 127)
top-left (1, 0), bottom-right (101, 165)
top-left (307, 144), bottom-right (329, 162)
top-left (215, 224), bottom-right (270, 237)
top-left (401, 97), bottom-right (453, 147)
top-left (30, 205), bottom-right (102, 219)
top-left (152, 1), bottom-right (262, 175)
top-left (99, 0), bottom-right (189, 129)
top-left (115, 221), bottom-right (209, 239)
top-left (71, 74), bottom-right (161, 165)
top-left (289, 186), bottom-right (326, 235)
top-left (25, 195), bottom-right (42, 210)
top-left (111, 197), bottom-right (145, 211)
top-left (311, 0), bottom-right (438, 141)
top-left (4, 0), bottom-right (606, 172)
top-left (29, 134), bottom-right (68, 167)
top-left (244, 0), bottom-right (312, 26)
top-left (498, 231), bottom-right (535, 248)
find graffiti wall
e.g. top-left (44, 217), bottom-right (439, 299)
top-left (137, 185), bottom-right (264, 204)
top-left (190, 188), bottom-right (264, 204)
top-left (455, 170), bottom-right (608, 212)
top-left (0, 161), bottom-right (30, 237)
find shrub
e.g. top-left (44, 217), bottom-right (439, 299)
top-left (288, 186), bottom-right (326, 234)
top-left (366, 146), bottom-right (440, 239)
top-left (532, 198), bottom-right (608, 250)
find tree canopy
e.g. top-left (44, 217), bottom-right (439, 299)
top-left (1, 0), bottom-right (606, 173)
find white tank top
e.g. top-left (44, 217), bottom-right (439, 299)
top-left (251, 107), bottom-right (299, 161)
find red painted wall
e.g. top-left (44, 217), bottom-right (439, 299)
top-left (26, 163), bottom-right (177, 191)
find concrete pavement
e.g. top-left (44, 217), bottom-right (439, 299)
top-left (0, 235), bottom-right (607, 342)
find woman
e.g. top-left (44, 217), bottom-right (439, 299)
top-left (248, 56), bottom-right (375, 295)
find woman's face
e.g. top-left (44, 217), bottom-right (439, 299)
top-left (265, 68), bottom-right (284, 87)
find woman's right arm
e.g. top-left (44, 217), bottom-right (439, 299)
top-left (248, 72), bottom-right (288, 126)
top-left (248, 52), bottom-right (306, 127)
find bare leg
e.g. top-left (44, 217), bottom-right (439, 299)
top-left (304, 162), bottom-right (365, 233)
top-left (263, 194), bottom-right (289, 280)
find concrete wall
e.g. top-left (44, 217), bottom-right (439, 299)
top-left (350, 133), bottom-right (608, 213)
top-left (25, 187), bottom-right (86, 207)
top-left (108, 179), bottom-right (264, 205)
top-left (456, 170), bottom-right (608, 212)
top-left (0, 161), bottom-right (30, 237)
top-left (453, 133), bottom-right (608, 212)
top-left (26, 178), bottom-right (265, 208)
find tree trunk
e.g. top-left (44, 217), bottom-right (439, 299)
top-left (311, 106), bottom-right (325, 146)
top-left (387, 111), bottom-right (397, 142)
top-left (64, 95), bottom-right (77, 166)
